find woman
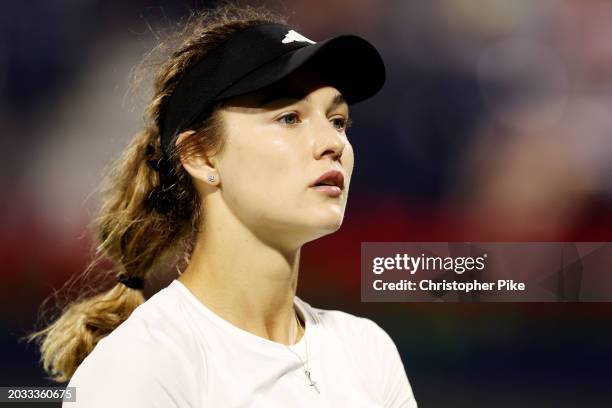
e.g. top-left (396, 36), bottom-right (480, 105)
top-left (29, 4), bottom-right (417, 407)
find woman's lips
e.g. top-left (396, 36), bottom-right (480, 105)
top-left (310, 185), bottom-right (342, 197)
top-left (309, 169), bottom-right (345, 197)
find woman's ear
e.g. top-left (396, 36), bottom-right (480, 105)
top-left (175, 130), bottom-right (219, 185)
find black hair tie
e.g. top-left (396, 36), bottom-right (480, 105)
top-left (117, 274), bottom-right (145, 290)
top-left (146, 156), bottom-right (173, 175)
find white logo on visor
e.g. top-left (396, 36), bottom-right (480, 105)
top-left (282, 30), bottom-right (316, 44)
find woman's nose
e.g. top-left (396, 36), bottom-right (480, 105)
top-left (312, 115), bottom-right (346, 161)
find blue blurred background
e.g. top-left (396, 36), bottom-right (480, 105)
top-left (1, 0), bottom-right (612, 406)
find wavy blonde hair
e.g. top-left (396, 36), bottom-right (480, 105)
top-left (24, 2), bottom-right (287, 383)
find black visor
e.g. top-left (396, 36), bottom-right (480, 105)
top-left (159, 23), bottom-right (386, 158)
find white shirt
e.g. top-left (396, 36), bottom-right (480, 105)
top-left (65, 279), bottom-right (417, 407)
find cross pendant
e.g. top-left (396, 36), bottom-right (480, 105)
top-left (304, 369), bottom-right (320, 394)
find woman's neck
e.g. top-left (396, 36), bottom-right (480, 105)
top-left (177, 223), bottom-right (303, 345)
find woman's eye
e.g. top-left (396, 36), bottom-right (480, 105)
top-left (277, 113), bottom-right (352, 130)
top-left (331, 117), bottom-right (353, 131)
top-left (278, 113), bottom-right (300, 126)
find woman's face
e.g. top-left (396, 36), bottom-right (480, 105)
top-left (213, 69), bottom-right (354, 248)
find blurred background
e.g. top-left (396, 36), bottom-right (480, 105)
top-left (1, 0), bottom-right (611, 406)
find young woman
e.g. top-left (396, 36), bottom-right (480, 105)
top-left (29, 4), bottom-right (417, 407)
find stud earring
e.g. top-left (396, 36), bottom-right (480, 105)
top-left (207, 175), bottom-right (216, 182)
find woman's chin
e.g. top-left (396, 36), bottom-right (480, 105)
top-left (307, 212), bottom-right (345, 234)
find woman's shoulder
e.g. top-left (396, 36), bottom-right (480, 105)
top-left (100, 280), bottom-right (198, 352)
top-left (295, 296), bottom-right (392, 344)
top-left (296, 297), bottom-right (418, 407)
top-left (65, 283), bottom-right (204, 407)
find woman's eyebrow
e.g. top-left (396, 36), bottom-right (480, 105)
top-left (328, 93), bottom-right (348, 111)
top-left (257, 92), bottom-right (347, 110)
